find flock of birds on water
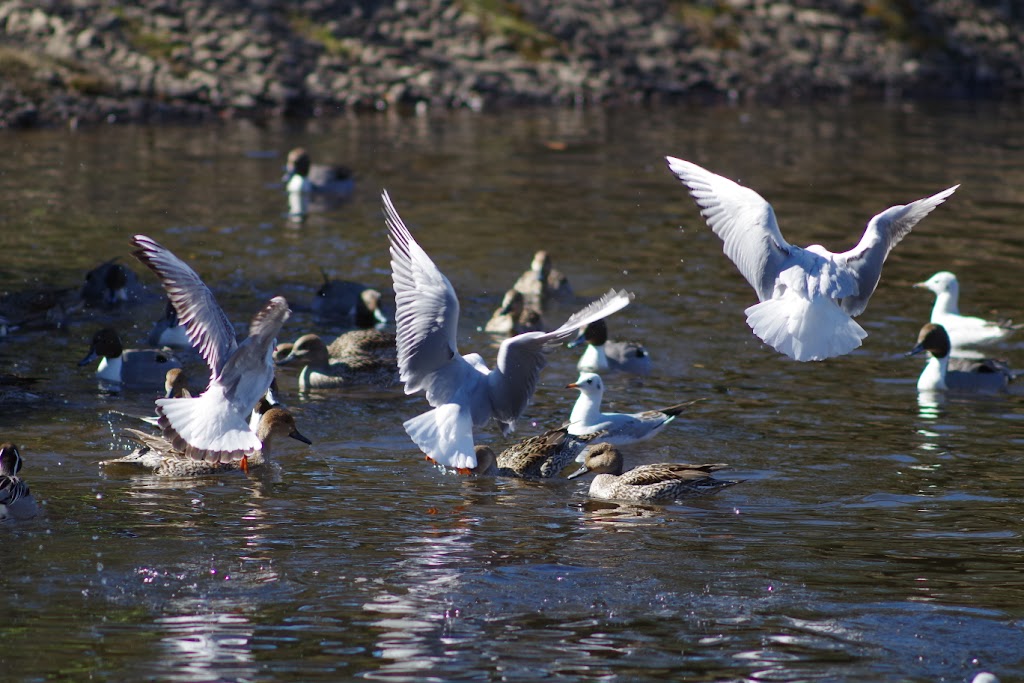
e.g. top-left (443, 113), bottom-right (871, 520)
top-left (2, 151), bottom-right (1020, 533)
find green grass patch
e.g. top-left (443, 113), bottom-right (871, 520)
top-left (458, 0), bottom-right (559, 60)
top-left (289, 13), bottom-right (355, 58)
top-left (671, 1), bottom-right (740, 50)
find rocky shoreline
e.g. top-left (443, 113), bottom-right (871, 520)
top-left (1, 0), bottom-right (1022, 129)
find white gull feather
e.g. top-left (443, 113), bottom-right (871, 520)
top-left (384, 190), bottom-right (633, 470)
top-left (666, 156), bottom-right (958, 361)
top-left (566, 372), bottom-right (699, 460)
top-left (132, 235), bottom-right (290, 464)
top-left (914, 271), bottom-right (1017, 348)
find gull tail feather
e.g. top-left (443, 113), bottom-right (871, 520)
top-left (403, 403), bottom-right (477, 469)
top-left (155, 392), bottom-right (260, 461)
top-left (745, 295), bottom-right (867, 362)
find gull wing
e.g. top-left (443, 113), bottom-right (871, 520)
top-left (666, 157), bottom-right (791, 302)
top-left (491, 289), bottom-right (632, 421)
top-left (131, 235), bottom-right (238, 377)
top-left (835, 185), bottom-right (958, 317)
top-left (384, 191), bottom-right (461, 396)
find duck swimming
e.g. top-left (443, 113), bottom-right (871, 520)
top-left (311, 276), bottom-right (388, 327)
top-left (907, 323), bottom-right (1016, 393)
top-left (79, 327), bottom-right (181, 389)
top-left (567, 443), bottom-right (737, 502)
top-left (569, 319), bottom-right (651, 376)
top-left (513, 250), bottom-right (574, 310)
top-left (666, 156), bottom-right (958, 361)
top-left (276, 331), bottom-right (399, 389)
top-left (484, 289), bottom-right (545, 336)
top-left (475, 426), bottom-right (607, 478)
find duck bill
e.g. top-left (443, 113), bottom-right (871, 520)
top-left (77, 347), bottom-right (98, 367)
top-left (275, 353), bottom-right (297, 367)
top-left (566, 331), bottom-right (586, 349)
top-left (566, 464), bottom-right (591, 480)
top-left (289, 429), bottom-right (313, 445)
top-left (906, 343), bottom-right (927, 357)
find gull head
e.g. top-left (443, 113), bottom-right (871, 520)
top-left (566, 372), bottom-right (605, 398)
top-left (914, 271), bottom-right (958, 296)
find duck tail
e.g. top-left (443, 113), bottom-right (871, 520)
top-left (744, 295), bottom-right (867, 362)
top-left (155, 390), bottom-right (260, 461)
top-left (402, 403), bottom-right (476, 470)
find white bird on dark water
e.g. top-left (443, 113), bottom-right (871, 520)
top-left (131, 235), bottom-right (290, 470)
top-left (666, 156), bottom-right (958, 361)
top-left (914, 270), bottom-right (1018, 348)
top-left (384, 191), bottom-right (633, 471)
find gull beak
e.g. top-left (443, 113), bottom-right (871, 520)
top-left (565, 382), bottom-right (578, 389)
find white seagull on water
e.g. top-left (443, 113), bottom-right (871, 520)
top-left (666, 157), bottom-right (958, 361)
top-left (132, 235), bottom-right (290, 469)
top-left (566, 372), bottom-right (700, 458)
top-left (384, 191), bottom-right (633, 471)
top-left (914, 270), bottom-right (1018, 349)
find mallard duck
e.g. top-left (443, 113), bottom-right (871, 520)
top-left (567, 443), bottom-right (737, 502)
top-left (108, 407), bottom-right (311, 476)
top-left (474, 426), bottom-right (606, 478)
top-left (276, 331), bottom-right (399, 389)
top-left (513, 250), bottom-right (574, 310)
top-left (484, 289), bottom-right (544, 336)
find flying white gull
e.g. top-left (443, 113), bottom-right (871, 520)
top-left (384, 190), bottom-right (633, 470)
top-left (132, 235), bottom-right (290, 469)
top-left (666, 156), bottom-right (958, 361)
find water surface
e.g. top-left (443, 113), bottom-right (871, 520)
top-left (2, 101), bottom-right (1024, 682)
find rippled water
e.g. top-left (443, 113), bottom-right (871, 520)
top-left (3, 101), bottom-right (1024, 682)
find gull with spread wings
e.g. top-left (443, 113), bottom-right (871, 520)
top-left (666, 157), bottom-right (958, 361)
top-left (132, 235), bottom-right (290, 468)
top-left (384, 191), bottom-right (633, 470)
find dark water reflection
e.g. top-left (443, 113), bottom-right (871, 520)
top-left (3, 100), bottom-right (1024, 681)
